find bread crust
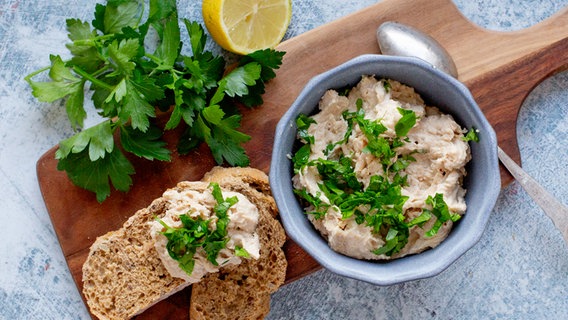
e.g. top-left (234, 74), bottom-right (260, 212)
top-left (81, 167), bottom-right (286, 320)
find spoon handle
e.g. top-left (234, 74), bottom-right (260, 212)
top-left (497, 147), bottom-right (568, 243)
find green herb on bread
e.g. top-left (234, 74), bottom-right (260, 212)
top-left (156, 182), bottom-right (242, 276)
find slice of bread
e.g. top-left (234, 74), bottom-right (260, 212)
top-left (82, 188), bottom-right (194, 320)
top-left (81, 167), bottom-right (287, 320)
top-left (190, 167), bottom-right (287, 320)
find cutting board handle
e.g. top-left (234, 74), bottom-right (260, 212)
top-left (431, 1), bottom-right (568, 82)
top-left (447, 3), bottom-right (568, 182)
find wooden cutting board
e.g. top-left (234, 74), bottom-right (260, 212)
top-left (36, 0), bottom-right (568, 318)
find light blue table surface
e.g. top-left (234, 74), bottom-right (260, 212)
top-left (1, 0), bottom-right (567, 319)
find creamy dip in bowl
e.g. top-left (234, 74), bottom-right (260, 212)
top-left (270, 55), bottom-right (500, 285)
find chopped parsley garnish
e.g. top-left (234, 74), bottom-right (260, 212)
top-left (292, 144), bottom-right (312, 173)
top-left (292, 188), bottom-right (330, 220)
top-left (423, 193), bottom-right (462, 237)
top-left (156, 182), bottom-right (242, 275)
top-left (296, 113), bottom-right (317, 145)
top-left (234, 246), bottom-right (250, 258)
top-left (157, 214), bottom-right (207, 275)
top-left (300, 156), bottom-right (414, 256)
top-left (25, 0), bottom-right (285, 202)
top-left (395, 107), bottom-right (417, 137)
top-left (462, 127), bottom-right (480, 142)
top-left (292, 114), bottom-right (317, 173)
top-left (292, 90), bottom-right (460, 256)
top-left (341, 99), bottom-right (415, 171)
top-left (383, 80), bottom-right (392, 93)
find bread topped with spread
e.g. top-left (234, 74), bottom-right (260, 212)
top-left (189, 167), bottom-right (287, 320)
top-left (81, 167), bottom-right (287, 320)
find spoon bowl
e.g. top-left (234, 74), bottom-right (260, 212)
top-left (377, 21), bottom-right (458, 78)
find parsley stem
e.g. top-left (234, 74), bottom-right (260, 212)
top-left (71, 66), bottom-right (113, 91)
top-left (145, 53), bottom-right (162, 64)
top-left (23, 66), bottom-right (51, 84)
top-left (143, 53), bottom-right (182, 77)
top-left (90, 65), bottom-right (110, 78)
top-left (72, 34), bottom-right (116, 47)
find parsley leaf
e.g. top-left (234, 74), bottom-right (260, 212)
top-left (372, 227), bottom-right (408, 256)
top-left (207, 115), bottom-right (252, 167)
top-left (239, 48), bottom-right (285, 81)
top-left (117, 80), bottom-right (156, 132)
top-left (219, 63), bottom-right (262, 98)
top-left (25, 55), bottom-right (87, 130)
top-left (207, 182), bottom-right (238, 264)
top-left (292, 144), bottom-right (311, 173)
top-left (158, 214), bottom-right (206, 275)
top-left (99, 0), bottom-right (143, 34)
top-left (184, 20), bottom-right (206, 57)
top-left (106, 38), bottom-right (140, 77)
top-left (56, 146), bottom-right (135, 202)
top-left (383, 80), bottom-right (392, 93)
top-left (395, 107), bottom-right (417, 137)
top-left (119, 124), bottom-right (170, 161)
top-left (147, 0), bottom-right (180, 70)
top-left (292, 114), bottom-right (317, 172)
top-left (65, 19), bottom-right (103, 73)
top-left (236, 49), bottom-right (285, 107)
top-left (343, 102), bottom-right (398, 167)
top-left (316, 155), bottom-right (363, 193)
top-left (56, 120), bottom-right (114, 161)
top-left (292, 188), bottom-right (330, 220)
top-left (296, 113), bottom-right (316, 144)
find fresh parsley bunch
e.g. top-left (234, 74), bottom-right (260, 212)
top-left (25, 0), bottom-right (284, 202)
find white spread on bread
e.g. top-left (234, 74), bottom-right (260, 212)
top-left (149, 187), bottom-right (260, 282)
top-left (293, 76), bottom-right (471, 260)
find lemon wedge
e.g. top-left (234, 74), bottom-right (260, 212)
top-left (202, 0), bottom-right (292, 55)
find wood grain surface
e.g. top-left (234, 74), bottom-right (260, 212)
top-left (36, 0), bottom-right (568, 318)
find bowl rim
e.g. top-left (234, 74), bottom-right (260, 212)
top-left (270, 54), bottom-right (501, 286)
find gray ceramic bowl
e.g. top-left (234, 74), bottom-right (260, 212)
top-left (270, 54), bottom-right (501, 286)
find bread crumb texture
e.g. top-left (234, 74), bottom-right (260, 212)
top-left (82, 197), bottom-right (190, 319)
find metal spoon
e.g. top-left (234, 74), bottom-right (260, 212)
top-left (377, 21), bottom-right (568, 244)
top-left (377, 22), bottom-right (458, 78)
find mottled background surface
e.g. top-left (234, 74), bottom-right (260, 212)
top-left (1, 0), bottom-right (567, 319)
